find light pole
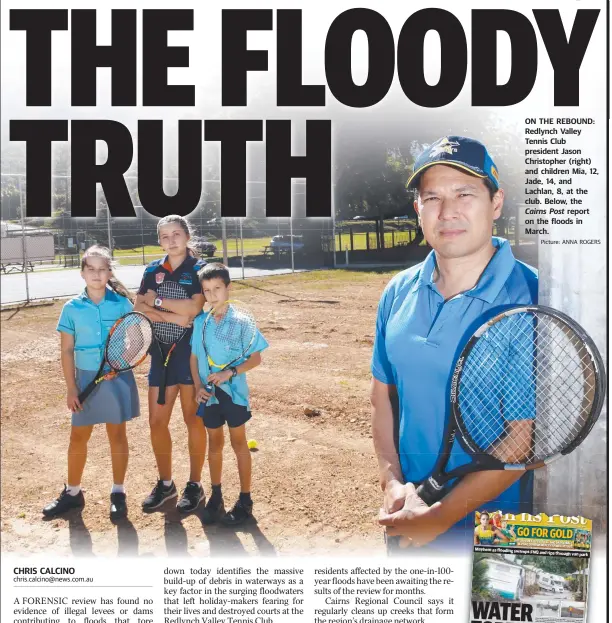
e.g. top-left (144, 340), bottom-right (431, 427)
top-left (221, 219), bottom-right (228, 265)
top-left (239, 218), bottom-right (245, 279)
top-left (18, 176), bottom-right (30, 302)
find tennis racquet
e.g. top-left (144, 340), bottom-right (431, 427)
top-left (415, 305), bottom-right (606, 506)
top-left (152, 280), bottom-right (191, 405)
top-left (78, 312), bottom-right (153, 404)
top-left (201, 300), bottom-right (258, 395)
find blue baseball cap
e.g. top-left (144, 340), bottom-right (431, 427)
top-left (407, 136), bottom-right (500, 191)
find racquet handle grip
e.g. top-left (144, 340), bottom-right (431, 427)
top-left (157, 383), bottom-right (167, 405)
top-left (416, 478), bottom-right (444, 506)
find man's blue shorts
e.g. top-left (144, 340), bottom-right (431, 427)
top-left (148, 336), bottom-right (194, 387)
top-left (197, 387), bottom-right (251, 429)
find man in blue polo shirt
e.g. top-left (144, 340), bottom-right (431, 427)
top-left (372, 136), bottom-right (538, 550)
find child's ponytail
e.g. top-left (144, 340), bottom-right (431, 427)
top-left (108, 271), bottom-right (133, 301)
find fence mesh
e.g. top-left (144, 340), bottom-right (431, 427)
top-left (1, 173), bottom-right (534, 305)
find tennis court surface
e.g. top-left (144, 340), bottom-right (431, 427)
top-left (1, 269), bottom-right (395, 557)
top-left (0, 265), bottom-right (308, 305)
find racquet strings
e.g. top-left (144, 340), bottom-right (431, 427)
top-left (106, 313), bottom-right (153, 371)
top-left (206, 302), bottom-right (257, 368)
top-left (458, 311), bottom-right (597, 465)
top-left (152, 281), bottom-right (189, 344)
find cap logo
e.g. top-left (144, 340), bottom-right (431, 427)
top-left (491, 166), bottom-right (499, 181)
top-left (429, 137), bottom-right (460, 158)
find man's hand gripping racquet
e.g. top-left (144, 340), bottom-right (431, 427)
top-left (416, 305), bottom-right (605, 505)
top-left (385, 305), bottom-right (606, 549)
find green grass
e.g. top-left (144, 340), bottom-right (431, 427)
top-left (243, 269), bottom-right (397, 289)
top-left (113, 245), bottom-right (162, 257)
top-left (58, 230), bottom-right (426, 267)
top-left (112, 238), bottom-right (272, 263)
top-left (115, 254), bottom-right (164, 266)
top-left (113, 233), bottom-right (420, 257)
top-left (335, 231), bottom-right (416, 250)
top-left (337, 218), bottom-right (418, 227)
top-left (222, 237), bottom-right (270, 254)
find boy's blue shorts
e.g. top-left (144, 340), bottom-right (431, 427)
top-left (197, 387), bottom-right (251, 429)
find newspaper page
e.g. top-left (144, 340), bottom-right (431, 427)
top-left (0, 1), bottom-right (608, 622)
top-left (471, 511), bottom-right (592, 622)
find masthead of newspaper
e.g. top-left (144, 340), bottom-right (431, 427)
top-left (470, 511), bottom-right (591, 623)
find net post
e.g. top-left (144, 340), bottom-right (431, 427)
top-left (18, 176), bottom-right (30, 303)
top-left (290, 217), bottom-right (295, 273)
top-left (331, 197), bottom-right (337, 269)
top-left (106, 194), bottom-right (113, 255)
top-left (140, 206), bottom-right (145, 265)
top-left (221, 218), bottom-right (228, 265)
top-left (234, 218), bottom-right (239, 259)
top-left (239, 217), bottom-right (245, 280)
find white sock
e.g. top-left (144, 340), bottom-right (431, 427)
top-left (163, 480), bottom-right (173, 488)
top-left (111, 484), bottom-right (125, 494)
top-left (66, 485), bottom-right (81, 496)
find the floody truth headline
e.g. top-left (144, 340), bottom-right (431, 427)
top-left (8, 8), bottom-right (601, 219)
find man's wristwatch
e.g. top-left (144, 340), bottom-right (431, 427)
top-left (230, 367), bottom-right (238, 378)
top-left (154, 297), bottom-right (163, 308)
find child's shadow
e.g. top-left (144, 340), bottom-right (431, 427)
top-left (66, 512), bottom-right (94, 557)
top-left (114, 517), bottom-right (139, 557)
top-left (61, 512), bottom-right (140, 557)
top-left (164, 511), bottom-right (190, 557)
top-left (197, 514), bottom-right (277, 557)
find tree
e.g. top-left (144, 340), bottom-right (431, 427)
top-left (335, 141), bottom-right (415, 221)
top-left (519, 555), bottom-right (574, 577)
top-left (471, 554), bottom-right (491, 600)
top-left (568, 558), bottom-right (588, 601)
top-left (1, 177), bottom-right (21, 221)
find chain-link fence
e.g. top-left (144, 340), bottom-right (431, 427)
top-left (3, 174), bottom-right (533, 307)
top-left (1, 170), bottom-right (453, 304)
top-left (1, 173), bottom-right (345, 304)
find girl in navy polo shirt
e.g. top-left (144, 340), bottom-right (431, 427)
top-left (43, 246), bottom-right (138, 521)
top-left (134, 215), bottom-right (207, 514)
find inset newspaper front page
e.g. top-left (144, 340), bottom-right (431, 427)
top-left (471, 511), bottom-right (592, 623)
